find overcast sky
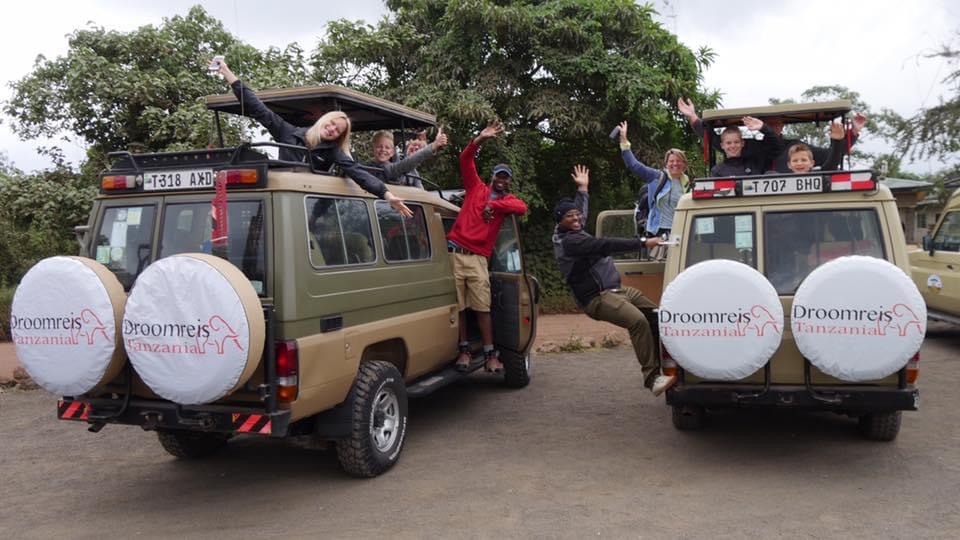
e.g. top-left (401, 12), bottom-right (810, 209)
top-left (2, 0), bottom-right (957, 174)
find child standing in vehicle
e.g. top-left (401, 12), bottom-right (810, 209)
top-left (786, 122), bottom-right (847, 173)
top-left (710, 117), bottom-right (778, 177)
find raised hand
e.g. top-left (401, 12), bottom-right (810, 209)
top-left (384, 192), bottom-right (414, 218)
top-left (852, 112), bottom-right (867, 135)
top-left (476, 121), bottom-right (504, 144)
top-left (571, 164), bottom-right (589, 190)
top-left (617, 121), bottom-right (629, 145)
top-left (829, 121), bottom-right (845, 140)
top-left (431, 126), bottom-right (448, 152)
top-left (217, 59), bottom-right (238, 84)
top-left (677, 97), bottom-right (697, 120)
top-left (742, 116), bottom-right (764, 131)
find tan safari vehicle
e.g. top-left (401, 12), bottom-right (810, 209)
top-left (911, 187), bottom-right (960, 325)
top-left (13, 85), bottom-right (538, 478)
top-left (598, 101), bottom-right (923, 441)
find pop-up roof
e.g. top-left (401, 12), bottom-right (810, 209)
top-left (701, 100), bottom-right (852, 128)
top-left (205, 84), bottom-right (437, 131)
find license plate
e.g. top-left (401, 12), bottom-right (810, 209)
top-left (742, 175), bottom-right (822, 196)
top-left (142, 169), bottom-right (214, 191)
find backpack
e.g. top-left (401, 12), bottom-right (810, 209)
top-left (634, 172), bottom-right (669, 230)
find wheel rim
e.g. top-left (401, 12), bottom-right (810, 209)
top-left (370, 386), bottom-right (400, 452)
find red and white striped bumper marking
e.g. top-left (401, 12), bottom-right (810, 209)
top-left (57, 400), bottom-right (90, 421)
top-left (830, 171), bottom-right (874, 191)
top-left (232, 413), bottom-right (272, 435)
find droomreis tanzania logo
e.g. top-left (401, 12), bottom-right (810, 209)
top-left (792, 303), bottom-right (923, 337)
top-left (10, 308), bottom-right (111, 346)
top-left (123, 315), bottom-right (244, 355)
top-left (660, 305), bottom-right (782, 337)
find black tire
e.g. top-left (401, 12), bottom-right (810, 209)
top-left (671, 405), bottom-right (705, 431)
top-left (336, 361), bottom-right (408, 478)
top-left (858, 411), bottom-right (902, 441)
top-left (157, 430), bottom-right (229, 459)
top-left (502, 350), bottom-right (532, 388)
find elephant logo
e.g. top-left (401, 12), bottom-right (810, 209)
top-left (878, 304), bottom-right (924, 337)
top-left (198, 315), bottom-right (244, 355)
top-left (72, 309), bottom-right (110, 345)
top-left (740, 305), bottom-right (781, 336)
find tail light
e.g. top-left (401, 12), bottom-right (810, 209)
top-left (216, 169), bottom-right (259, 185)
top-left (660, 344), bottom-right (677, 378)
top-left (906, 352), bottom-right (920, 384)
top-left (275, 340), bottom-right (299, 402)
top-left (101, 174), bottom-right (138, 190)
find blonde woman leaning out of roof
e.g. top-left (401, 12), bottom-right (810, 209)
top-left (216, 59), bottom-right (412, 217)
top-left (617, 121), bottom-right (689, 260)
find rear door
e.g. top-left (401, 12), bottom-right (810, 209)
top-left (595, 210), bottom-right (665, 303)
top-left (490, 216), bottom-right (538, 355)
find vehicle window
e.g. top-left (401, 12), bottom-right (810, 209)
top-left (306, 197), bottom-right (376, 267)
top-left (685, 214), bottom-right (755, 269)
top-left (491, 216), bottom-right (522, 273)
top-left (376, 202), bottom-right (431, 262)
top-left (159, 201), bottom-right (267, 293)
top-left (94, 206), bottom-right (157, 290)
top-left (932, 211), bottom-right (960, 252)
top-left (765, 209), bottom-right (884, 295)
top-left (598, 213), bottom-right (642, 261)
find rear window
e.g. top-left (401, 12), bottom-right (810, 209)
top-left (94, 205), bottom-right (157, 290)
top-left (764, 209), bottom-right (884, 294)
top-left (685, 213), bottom-right (756, 268)
top-left (159, 201), bottom-right (267, 294)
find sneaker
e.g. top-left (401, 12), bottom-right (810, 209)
top-left (650, 375), bottom-right (677, 396)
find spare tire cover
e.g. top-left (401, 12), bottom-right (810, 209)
top-left (11, 256), bottom-right (127, 396)
top-left (792, 255), bottom-right (925, 382)
top-left (660, 260), bottom-right (784, 380)
top-left (123, 254), bottom-right (265, 405)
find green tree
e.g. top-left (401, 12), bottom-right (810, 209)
top-left (3, 6), bottom-right (306, 171)
top-left (312, 0), bottom-right (715, 306)
top-left (769, 85), bottom-right (880, 167)
top-left (882, 43), bottom-right (960, 161)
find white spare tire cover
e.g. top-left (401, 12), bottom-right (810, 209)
top-left (792, 256), bottom-right (925, 382)
top-left (11, 257), bottom-right (127, 396)
top-left (123, 254), bottom-right (264, 405)
top-left (660, 260), bottom-right (783, 380)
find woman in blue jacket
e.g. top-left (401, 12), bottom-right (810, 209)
top-left (617, 121), bottom-right (689, 240)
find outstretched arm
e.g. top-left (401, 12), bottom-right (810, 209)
top-left (820, 121), bottom-right (846, 171)
top-left (219, 60), bottom-right (300, 145)
top-left (459, 121), bottom-right (503, 191)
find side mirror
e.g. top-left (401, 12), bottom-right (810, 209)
top-left (922, 235), bottom-right (933, 255)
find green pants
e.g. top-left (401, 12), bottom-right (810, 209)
top-left (583, 287), bottom-right (660, 389)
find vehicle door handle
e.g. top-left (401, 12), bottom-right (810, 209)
top-left (948, 264), bottom-right (956, 271)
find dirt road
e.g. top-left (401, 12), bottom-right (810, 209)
top-left (1, 323), bottom-right (958, 538)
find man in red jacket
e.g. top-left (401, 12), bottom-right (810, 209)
top-left (448, 121), bottom-right (528, 373)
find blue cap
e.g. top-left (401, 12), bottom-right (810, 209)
top-left (492, 164), bottom-right (513, 178)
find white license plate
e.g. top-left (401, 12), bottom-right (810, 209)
top-left (742, 176), bottom-right (822, 196)
top-left (142, 169), bottom-right (214, 191)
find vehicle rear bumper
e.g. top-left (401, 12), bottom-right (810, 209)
top-left (57, 397), bottom-right (291, 438)
top-left (666, 384), bottom-right (919, 412)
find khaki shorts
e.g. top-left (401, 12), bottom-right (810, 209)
top-left (451, 251), bottom-right (490, 312)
